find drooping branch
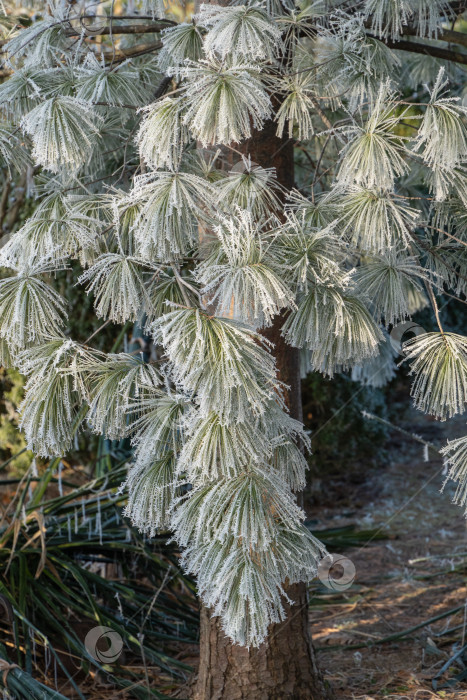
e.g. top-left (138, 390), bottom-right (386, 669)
top-left (101, 40), bottom-right (162, 63)
top-left (358, 2), bottom-right (467, 64)
top-left (395, 25), bottom-right (467, 50)
top-left (66, 23), bottom-right (170, 37)
top-left (369, 34), bottom-right (467, 66)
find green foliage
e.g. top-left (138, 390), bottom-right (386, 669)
top-left (0, 368), bottom-right (32, 474)
top-left (0, 460), bottom-right (198, 699)
top-left (302, 371), bottom-right (389, 474)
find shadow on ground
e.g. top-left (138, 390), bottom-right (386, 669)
top-left (310, 403), bottom-right (467, 699)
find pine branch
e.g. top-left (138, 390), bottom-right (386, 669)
top-left (425, 281), bottom-right (446, 336)
top-left (77, 15), bottom-right (174, 21)
top-left (66, 23), bottom-right (169, 37)
top-left (153, 76), bottom-right (173, 100)
top-left (401, 26), bottom-right (467, 50)
top-left (374, 35), bottom-right (467, 66)
top-left (101, 40), bottom-right (162, 63)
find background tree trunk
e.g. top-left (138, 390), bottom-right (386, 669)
top-left (192, 121), bottom-right (331, 700)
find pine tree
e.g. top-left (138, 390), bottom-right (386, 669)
top-left (1, 0), bottom-right (467, 697)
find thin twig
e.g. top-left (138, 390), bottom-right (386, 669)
top-left (84, 319), bottom-right (111, 345)
top-left (425, 281), bottom-right (446, 336)
top-left (172, 264), bottom-right (194, 307)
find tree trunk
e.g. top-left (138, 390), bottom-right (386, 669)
top-left (192, 121), bottom-right (331, 700)
top-left (193, 583), bottom-right (328, 700)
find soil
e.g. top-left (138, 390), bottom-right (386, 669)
top-left (309, 401), bottom-right (467, 700)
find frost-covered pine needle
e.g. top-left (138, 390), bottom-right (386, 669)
top-left (283, 285), bottom-right (383, 376)
top-left (179, 59), bottom-right (272, 146)
top-left (21, 97), bottom-right (102, 173)
top-left (130, 171), bottom-right (214, 261)
top-left (441, 435), bottom-right (467, 512)
top-left (214, 158), bottom-right (283, 220)
top-left (0, 260), bottom-right (67, 348)
top-left (16, 338), bottom-right (92, 457)
top-left (128, 390), bottom-right (187, 468)
top-left (5, 18), bottom-right (70, 68)
top-left (173, 468), bottom-right (305, 551)
top-left (178, 409), bottom-right (272, 482)
top-left (197, 209), bottom-right (295, 328)
top-left (354, 250), bottom-right (428, 325)
top-left (339, 187), bottom-right (419, 253)
top-left (336, 84), bottom-right (409, 190)
top-left (405, 332), bottom-right (467, 420)
top-left (151, 308), bottom-right (282, 420)
top-left (123, 453), bottom-right (179, 536)
top-left (137, 97), bottom-right (190, 171)
top-left (364, 0), bottom-right (413, 39)
top-left (413, 68), bottom-right (467, 171)
top-left (158, 22), bottom-right (204, 74)
top-left (272, 213), bottom-right (344, 293)
top-left (77, 56), bottom-right (151, 108)
top-left (84, 353), bottom-right (161, 439)
top-left (0, 337), bottom-right (14, 369)
top-left (198, 5), bottom-right (283, 62)
top-left (0, 121), bottom-right (30, 173)
top-left (0, 192), bottom-right (102, 268)
top-left (275, 72), bottom-right (316, 140)
top-left (78, 254), bottom-right (158, 323)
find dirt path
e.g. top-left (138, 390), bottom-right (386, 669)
top-left (310, 405), bottom-right (467, 699)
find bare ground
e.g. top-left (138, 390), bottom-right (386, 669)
top-left (310, 405), bottom-right (467, 700)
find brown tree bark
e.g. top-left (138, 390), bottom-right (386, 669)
top-left (191, 121), bottom-right (331, 700)
top-left (193, 582), bottom-right (328, 700)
